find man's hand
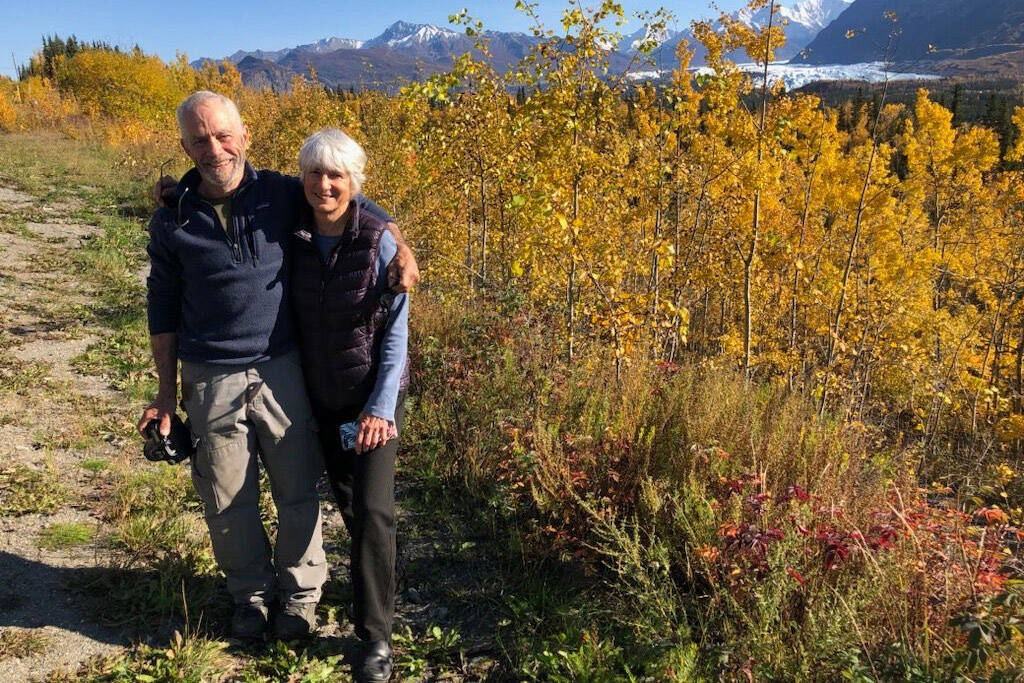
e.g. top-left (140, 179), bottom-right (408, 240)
top-left (153, 175), bottom-right (178, 208)
top-left (355, 412), bottom-right (394, 454)
top-left (142, 333), bottom-right (178, 437)
top-left (386, 221), bottom-right (420, 293)
top-left (137, 394), bottom-right (177, 437)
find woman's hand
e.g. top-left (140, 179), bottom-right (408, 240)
top-left (355, 412), bottom-right (394, 454)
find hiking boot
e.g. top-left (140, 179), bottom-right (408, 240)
top-left (231, 602), bottom-right (269, 640)
top-left (355, 640), bottom-right (393, 683)
top-left (272, 601), bottom-right (317, 641)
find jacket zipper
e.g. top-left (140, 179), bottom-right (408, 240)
top-left (233, 184), bottom-right (256, 268)
top-left (194, 199), bottom-right (237, 261)
top-left (318, 247), bottom-right (331, 379)
top-left (189, 181), bottom-right (253, 265)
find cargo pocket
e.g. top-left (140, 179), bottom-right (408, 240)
top-left (192, 434), bottom-right (256, 517)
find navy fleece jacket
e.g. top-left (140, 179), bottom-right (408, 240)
top-left (146, 164), bottom-right (392, 364)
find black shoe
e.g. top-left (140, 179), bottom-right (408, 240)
top-left (272, 601), bottom-right (317, 640)
top-left (356, 639), bottom-right (393, 683)
top-left (231, 602), bottom-right (269, 639)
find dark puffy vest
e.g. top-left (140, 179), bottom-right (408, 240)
top-left (289, 205), bottom-right (410, 410)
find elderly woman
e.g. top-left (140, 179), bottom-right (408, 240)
top-left (289, 128), bottom-right (408, 683)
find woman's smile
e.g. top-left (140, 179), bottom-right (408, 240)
top-left (303, 167), bottom-right (352, 225)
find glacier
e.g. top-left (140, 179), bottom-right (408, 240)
top-left (627, 62), bottom-right (940, 89)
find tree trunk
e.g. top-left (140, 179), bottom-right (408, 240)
top-left (464, 191), bottom-right (474, 289)
top-left (1015, 320), bottom-right (1024, 414)
top-left (789, 122), bottom-right (825, 389)
top-left (743, 0), bottom-right (776, 380)
top-left (567, 175), bottom-right (579, 362)
top-left (478, 170), bottom-right (488, 286)
top-left (821, 75), bottom-right (888, 416)
top-left (743, 242), bottom-right (755, 378)
top-left (652, 206), bottom-right (662, 319)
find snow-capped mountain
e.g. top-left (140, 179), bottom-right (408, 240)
top-left (617, 26), bottom-right (683, 54)
top-left (302, 37), bottom-right (365, 52)
top-left (740, 0), bottom-right (854, 33)
top-left (363, 21), bottom-right (454, 48)
top-left (628, 0), bottom-right (854, 65)
top-left (371, 23), bottom-right (460, 48)
top-left (221, 37), bottom-right (364, 66)
top-left (361, 21), bottom-right (468, 63)
top-left (739, 0), bottom-right (854, 60)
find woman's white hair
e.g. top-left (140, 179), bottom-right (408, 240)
top-left (298, 128), bottom-right (366, 195)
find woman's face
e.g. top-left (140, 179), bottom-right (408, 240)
top-left (303, 166), bottom-right (352, 223)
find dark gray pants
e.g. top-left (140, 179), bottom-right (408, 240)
top-left (314, 397), bottom-right (405, 643)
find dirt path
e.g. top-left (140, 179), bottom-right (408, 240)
top-left (0, 184), bottom-right (129, 679)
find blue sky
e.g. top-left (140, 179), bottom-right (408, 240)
top-left (1, 0), bottom-right (748, 78)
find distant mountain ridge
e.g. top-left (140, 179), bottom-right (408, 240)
top-left (220, 37), bottom-right (366, 66)
top-left (195, 6), bottom-right (854, 90)
top-left (192, 5), bottom-right (1024, 91)
top-left (794, 0), bottom-right (1024, 64)
top-left (193, 21), bottom-right (544, 90)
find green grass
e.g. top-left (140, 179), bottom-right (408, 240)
top-left (80, 458), bottom-right (111, 474)
top-left (393, 623), bottom-right (464, 680)
top-left (69, 201), bottom-right (153, 401)
top-left (0, 465), bottom-right (68, 516)
top-left (235, 640), bottom-right (345, 682)
top-left (0, 131), bottom-right (140, 199)
top-left (37, 522), bottom-right (96, 550)
top-left (105, 464), bottom-right (206, 559)
top-left (71, 553), bottom-right (223, 635)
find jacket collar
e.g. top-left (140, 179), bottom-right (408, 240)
top-left (293, 199), bottom-right (361, 243)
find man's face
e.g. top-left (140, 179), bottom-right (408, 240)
top-left (179, 100), bottom-right (249, 197)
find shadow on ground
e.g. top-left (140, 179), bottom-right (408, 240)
top-left (0, 551), bottom-right (225, 646)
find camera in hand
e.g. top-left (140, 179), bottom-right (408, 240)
top-left (143, 414), bottom-right (197, 464)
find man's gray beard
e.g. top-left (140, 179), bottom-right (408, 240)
top-left (200, 156), bottom-right (246, 193)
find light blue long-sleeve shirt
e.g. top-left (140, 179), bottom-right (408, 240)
top-left (311, 229), bottom-right (408, 422)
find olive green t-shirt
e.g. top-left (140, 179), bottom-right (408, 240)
top-left (207, 195), bottom-right (233, 240)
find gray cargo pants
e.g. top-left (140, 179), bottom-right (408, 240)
top-left (180, 350), bottom-right (327, 606)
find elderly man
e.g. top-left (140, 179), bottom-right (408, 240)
top-left (137, 90), bottom-right (417, 641)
